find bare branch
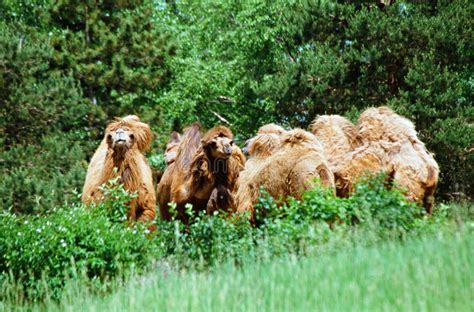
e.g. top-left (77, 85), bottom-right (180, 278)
top-left (211, 110), bottom-right (231, 126)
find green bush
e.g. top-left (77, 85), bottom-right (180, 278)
top-left (155, 211), bottom-right (255, 269)
top-left (347, 176), bottom-right (422, 236)
top-left (0, 175), bottom-right (457, 302)
top-left (254, 175), bottom-right (422, 256)
top-left (0, 184), bottom-right (158, 301)
top-left (156, 175), bottom-right (425, 269)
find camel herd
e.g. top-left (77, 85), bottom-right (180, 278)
top-left (82, 106), bottom-right (439, 227)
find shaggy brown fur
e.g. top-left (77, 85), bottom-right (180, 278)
top-left (206, 146), bottom-right (247, 214)
top-left (238, 125), bottom-right (287, 207)
top-left (82, 115), bottom-right (156, 222)
top-left (242, 123), bottom-right (286, 159)
top-left (156, 124), bottom-right (201, 221)
top-left (235, 129), bottom-right (335, 221)
top-left (332, 142), bottom-right (397, 198)
top-left (390, 141), bottom-right (439, 214)
top-left (157, 124), bottom-right (245, 222)
top-left (357, 106), bottom-right (418, 144)
top-left (310, 115), bottom-right (360, 169)
top-left (356, 107), bottom-right (439, 213)
top-left (246, 133), bottom-right (281, 161)
top-left (164, 131), bottom-right (181, 165)
top-left (257, 123), bottom-right (286, 135)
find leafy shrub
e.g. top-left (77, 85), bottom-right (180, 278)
top-left (0, 175), bottom-right (454, 303)
top-left (255, 175), bottom-right (422, 256)
top-left (153, 175), bottom-right (424, 270)
top-left (0, 184), bottom-right (157, 301)
top-left (347, 176), bottom-right (422, 237)
top-left (154, 211), bottom-right (255, 269)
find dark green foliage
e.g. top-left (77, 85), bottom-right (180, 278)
top-left (0, 22), bottom-right (93, 147)
top-left (0, 133), bottom-right (88, 214)
top-left (0, 22), bottom-right (96, 213)
top-left (0, 1), bottom-right (472, 213)
top-left (46, 0), bottom-right (175, 118)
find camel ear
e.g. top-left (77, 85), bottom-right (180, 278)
top-left (105, 132), bottom-right (113, 146)
top-left (169, 131), bottom-right (181, 144)
top-left (135, 128), bottom-right (152, 152)
top-left (133, 122), bottom-right (152, 152)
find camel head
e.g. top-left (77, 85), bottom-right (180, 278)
top-left (104, 115), bottom-right (152, 159)
top-left (243, 123), bottom-right (286, 156)
top-left (243, 133), bottom-right (280, 157)
top-left (106, 126), bottom-right (136, 157)
top-left (203, 135), bottom-right (233, 159)
top-left (202, 126), bottom-right (234, 160)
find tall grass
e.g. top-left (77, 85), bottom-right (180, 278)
top-left (38, 228), bottom-right (473, 312)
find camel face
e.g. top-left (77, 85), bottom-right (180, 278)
top-left (107, 127), bottom-right (135, 156)
top-left (205, 136), bottom-right (234, 159)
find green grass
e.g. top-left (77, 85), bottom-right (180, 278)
top-left (2, 201), bottom-right (472, 311)
top-left (45, 227), bottom-right (473, 312)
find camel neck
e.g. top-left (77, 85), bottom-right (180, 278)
top-left (208, 156), bottom-right (229, 185)
top-left (103, 149), bottom-right (137, 187)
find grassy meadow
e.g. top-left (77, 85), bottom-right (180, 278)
top-left (2, 200), bottom-right (472, 311)
top-left (38, 220), bottom-right (474, 311)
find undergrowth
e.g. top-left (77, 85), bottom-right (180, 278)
top-left (0, 175), bottom-right (470, 304)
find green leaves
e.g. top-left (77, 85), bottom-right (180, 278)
top-left (2, 0), bottom-right (472, 208)
top-left (0, 183), bottom-right (157, 301)
top-left (46, 1), bottom-right (175, 115)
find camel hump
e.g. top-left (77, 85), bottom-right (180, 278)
top-left (175, 122), bottom-right (202, 170)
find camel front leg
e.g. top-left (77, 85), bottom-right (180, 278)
top-left (136, 184), bottom-right (156, 223)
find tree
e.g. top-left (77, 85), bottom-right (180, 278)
top-left (46, 0), bottom-right (175, 117)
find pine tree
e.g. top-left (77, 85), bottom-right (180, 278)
top-left (46, 0), bottom-right (175, 116)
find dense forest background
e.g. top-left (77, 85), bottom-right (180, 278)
top-left (0, 0), bottom-right (472, 214)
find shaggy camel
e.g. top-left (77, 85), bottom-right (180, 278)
top-left (82, 115), bottom-right (156, 222)
top-left (157, 123), bottom-right (245, 222)
top-left (356, 106), bottom-right (439, 213)
top-left (235, 129), bottom-right (335, 221)
top-left (237, 124), bottom-right (287, 216)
